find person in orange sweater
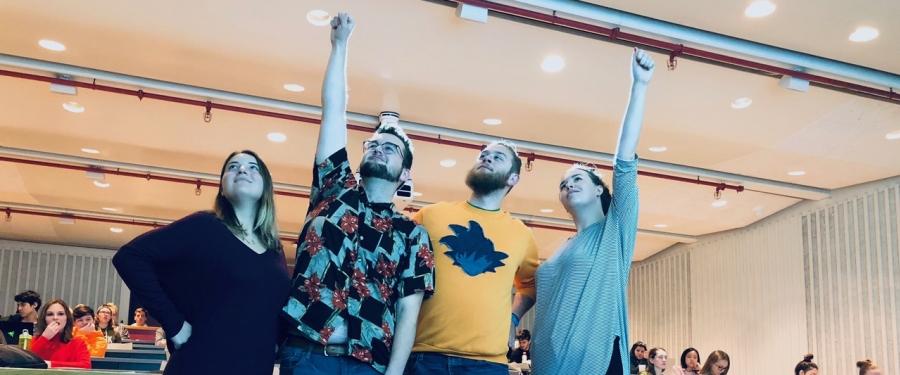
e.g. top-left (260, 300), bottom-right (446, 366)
top-left (72, 304), bottom-right (108, 357)
top-left (30, 299), bottom-right (91, 369)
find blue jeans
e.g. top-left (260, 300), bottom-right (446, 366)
top-left (404, 352), bottom-right (508, 375)
top-left (278, 345), bottom-right (379, 375)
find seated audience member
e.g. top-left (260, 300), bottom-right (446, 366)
top-left (95, 303), bottom-right (124, 342)
top-left (648, 348), bottom-right (668, 374)
top-left (698, 350), bottom-right (730, 375)
top-left (680, 347), bottom-right (702, 375)
top-left (509, 329), bottom-right (532, 363)
top-left (857, 359), bottom-right (882, 375)
top-left (72, 305), bottom-right (108, 357)
top-left (30, 299), bottom-right (91, 369)
top-left (794, 353), bottom-right (818, 375)
top-left (630, 341), bottom-right (649, 374)
top-left (13, 290), bottom-right (42, 323)
top-left (131, 307), bottom-right (149, 327)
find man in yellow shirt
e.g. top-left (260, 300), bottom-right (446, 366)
top-left (407, 140), bottom-right (539, 374)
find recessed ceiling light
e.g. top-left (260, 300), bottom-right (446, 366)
top-left (306, 10), bottom-right (331, 26)
top-left (283, 83), bottom-right (305, 92)
top-left (109, 227), bottom-right (124, 233)
top-left (712, 200), bottom-right (728, 208)
top-left (38, 39), bottom-right (66, 51)
top-left (731, 97), bottom-right (753, 109)
top-left (648, 146), bottom-right (668, 153)
top-left (93, 180), bottom-right (110, 188)
top-left (440, 159), bottom-right (457, 168)
top-left (80, 148), bottom-right (100, 154)
top-left (412, 191), bottom-right (423, 197)
top-left (849, 26), bottom-right (879, 42)
top-left (58, 217), bottom-right (75, 225)
top-left (744, 1), bottom-right (776, 18)
top-left (787, 170), bottom-right (806, 176)
top-left (653, 224), bottom-right (668, 228)
top-left (482, 118), bottom-right (502, 126)
top-left (63, 102), bottom-right (85, 113)
top-left (267, 132), bottom-right (287, 143)
top-left (541, 55), bottom-right (566, 73)
top-left (539, 208), bottom-right (554, 214)
top-left (101, 207), bottom-right (121, 213)
top-left (886, 130), bottom-right (900, 140)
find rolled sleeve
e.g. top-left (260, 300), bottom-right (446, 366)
top-left (309, 148), bottom-right (355, 209)
top-left (396, 225), bottom-right (435, 299)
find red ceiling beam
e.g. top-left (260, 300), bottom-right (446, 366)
top-left (0, 68), bottom-right (745, 192)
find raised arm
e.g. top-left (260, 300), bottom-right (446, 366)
top-left (615, 48), bottom-right (655, 161)
top-left (315, 12), bottom-right (355, 164)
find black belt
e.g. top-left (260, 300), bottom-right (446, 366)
top-left (284, 335), bottom-right (350, 357)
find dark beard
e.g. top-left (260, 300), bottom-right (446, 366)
top-left (359, 160), bottom-right (401, 182)
top-left (465, 167), bottom-right (510, 195)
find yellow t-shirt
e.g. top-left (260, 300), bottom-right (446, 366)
top-left (411, 201), bottom-right (539, 364)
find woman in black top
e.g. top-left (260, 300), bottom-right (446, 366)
top-left (630, 341), bottom-right (649, 374)
top-left (114, 150), bottom-right (291, 374)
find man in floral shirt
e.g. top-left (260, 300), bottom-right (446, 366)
top-left (279, 12), bottom-right (435, 375)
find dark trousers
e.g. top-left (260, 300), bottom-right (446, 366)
top-left (278, 344), bottom-right (379, 375)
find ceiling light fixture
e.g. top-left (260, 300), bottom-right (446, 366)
top-left (440, 159), bottom-right (457, 168)
top-left (731, 97), bottom-right (753, 109)
top-left (267, 132), bottom-right (287, 143)
top-left (744, 1), bottom-right (776, 18)
top-left (849, 26), bottom-right (879, 42)
top-left (482, 118), bottom-right (502, 126)
top-left (38, 39), bottom-right (66, 51)
top-left (541, 55), bottom-right (565, 73)
top-left (63, 102), bottom-right (85, 113)
top-left (283, 83), bottom-right (305, 92)
top-left (306, 10), bottom-right (331, 26)
top-left (648, 146), bottom-right (668, 153)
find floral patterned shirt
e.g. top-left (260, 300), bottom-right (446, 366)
top-left (282, 148), bottom-right (435, 373)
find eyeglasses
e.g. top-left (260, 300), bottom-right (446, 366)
top-left (363, 140), bottom-right (404, 158)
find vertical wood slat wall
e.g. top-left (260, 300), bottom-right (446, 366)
top-left (629, 177), bottom-right (899, 374)
top-left (0, 240), bottom-right (128, 321)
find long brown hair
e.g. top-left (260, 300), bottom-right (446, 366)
top-left (36, 299), bottom-right (75, 343)
top-left (699, 350), bottom-right (730, 375)
top-left (214, 150), bottom-right (281, 253)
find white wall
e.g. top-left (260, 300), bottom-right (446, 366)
top-left (0, 239), bottom-right (129, 319)
top-left (629, 175), bottom-right (899, 374)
